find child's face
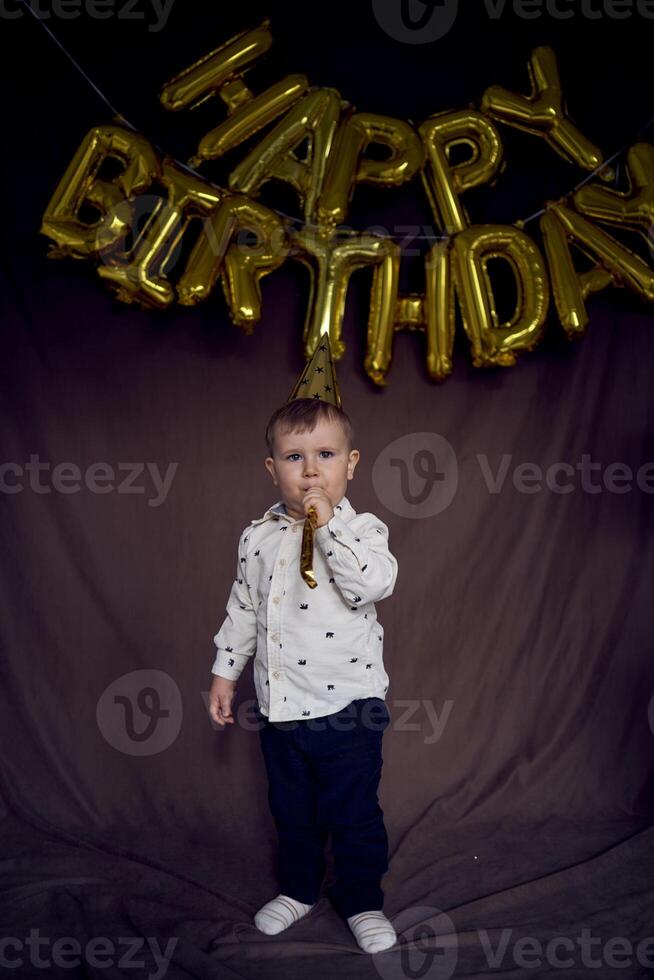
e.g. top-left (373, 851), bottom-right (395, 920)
top-left (264, 417), bottom-right (360, 521)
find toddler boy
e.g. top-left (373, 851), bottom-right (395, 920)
top-left (209, 347), bottom-right (399, 954)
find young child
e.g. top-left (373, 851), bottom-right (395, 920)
top-left (208, 341), bottom-right (399, 954)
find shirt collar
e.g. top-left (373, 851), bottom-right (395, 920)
top-left (250, 494), bottom-right (356, 526)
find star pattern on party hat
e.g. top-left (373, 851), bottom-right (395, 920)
top-left (286, 333), bottom-right (342, 408)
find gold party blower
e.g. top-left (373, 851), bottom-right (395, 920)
top-left (285, 333), bottom-right (343, 589)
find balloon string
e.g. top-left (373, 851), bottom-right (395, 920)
top-left (518, 112), bottom-right (654, 227)
top-left (17, 0), bottom-right (137, 133)
top-left (19, 0), bottom-right (654, 242)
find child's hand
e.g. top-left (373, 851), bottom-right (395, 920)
top-left (209, 675), bottom-right (237, 727)
top-left (302, 487), bottom-right (334, 529)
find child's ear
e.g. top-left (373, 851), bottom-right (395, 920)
top-left (264, 456), bottom-right (278, 484)
top-left (347, 449), bottom-right (360, 476)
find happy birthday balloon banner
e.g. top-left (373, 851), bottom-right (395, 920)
top-left (40, 19), bottom-right (654, 385)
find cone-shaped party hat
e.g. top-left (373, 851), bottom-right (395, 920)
top-left (285, 332), bottom-right (342, 589)
top-left (286, 333), bottom-right (342, 408)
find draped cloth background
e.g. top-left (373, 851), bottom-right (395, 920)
top-left (1, 2), bottom-right (653, 977)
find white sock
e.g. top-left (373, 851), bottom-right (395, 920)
top-left (254, 893), bottom-right (315, 935)
top-left (347, 910), bottom-right (397, 953)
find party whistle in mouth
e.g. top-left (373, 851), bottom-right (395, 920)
top-left (300, 504), bottom-right (319, 589)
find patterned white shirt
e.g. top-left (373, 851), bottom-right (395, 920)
top-left (211, 494), bottom-right (398, 721)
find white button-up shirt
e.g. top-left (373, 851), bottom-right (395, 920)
top-left (211, 494), bottom-right (398, 721)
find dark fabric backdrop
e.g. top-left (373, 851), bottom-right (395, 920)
top-left (1, 1), bottom-right (653, 977)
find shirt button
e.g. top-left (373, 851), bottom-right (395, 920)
top-left (279, 558), bottom-right (286, 566)
top-left (292, 525), bottom-right (299, 533)
top-left (272, 671), bottom-right (280, 679)
top-left (272, 596), bottom-right (280, 604)
top-left (271, 633), bottom-right (279, 642)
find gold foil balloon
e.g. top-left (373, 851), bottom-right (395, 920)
top-left (291, 226), bottom-right (401, 382)
top-left (541, 202), bottom-right (654, 335)
top-left (160, 20), bottom-right (275, 112)
top-left (540, 208), bottom-right (613, 337)
top-left (424, 240), bottom-right (456, 381)
top-left (420, 109), bottom-right (504, 233)
top-left (573, 141), bottom-right (654, 235)
top-left (160, 19), bottom-right (309, 164)
top-left (41, 124), bottom-right (159, 259)
top-left (177, 194), bottom-right (287, 330)
top-left (228, 87), bottom-right (346, 224)
top-left (40, 22), bottom-right (654, 385)
top-left (451, 224), bottom-right (550, 367)
top-left (481, 46), bottom-right (603, 171)
top-left (364, 240), bottom-right (457, 386)
top-left (363, 238), bottom-right (403, 387)
top-left (97, 158), bottom-right (222, 309)
top-left (364, 239), bottom-right (458, 385)
top-left (193, 75), bottom-right (309, 166)
top-left (317, 111), bottom-right (425, 228)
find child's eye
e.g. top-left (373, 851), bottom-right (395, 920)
top-left (286, 451), bottom-right (334, 460)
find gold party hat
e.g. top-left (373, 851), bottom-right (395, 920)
top-left (285, 333), bottom-right (343, 589)
top-left (286, 333), bottom-right (342, 408)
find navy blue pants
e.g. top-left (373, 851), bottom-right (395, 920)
top-left (255, 697), bottom-right (391, 918)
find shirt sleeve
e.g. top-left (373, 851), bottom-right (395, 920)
top-left (211, 527), bottom-right (257, 681)
top-left (314, 512), bottom-right (398, 605)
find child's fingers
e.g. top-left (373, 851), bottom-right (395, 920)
top-left (210, 696), bottom-right (229, 726)
top-left (209, 686), bottom-right (236, 727)
top-left (209, 698), bottom-right (222, 725)
top-left (220, 695), bottom-right (235, 723)
top-left (218, 693), bottom-right (235, 725)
